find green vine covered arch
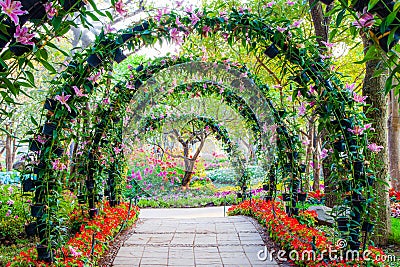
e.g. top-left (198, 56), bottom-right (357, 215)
top-left (22, 6), bottom-right (381, 261)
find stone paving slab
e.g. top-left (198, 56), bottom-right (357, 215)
top-left (113, 207), bottom-right (279, 267)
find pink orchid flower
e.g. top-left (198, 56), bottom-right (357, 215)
top-left (69, 246), bottom-right (82, 257)
top-left (114, 0), bottom-right (127, 16)
top-left (170, 28), bottom-right (183, 45)
top-left (353, 10), bottom-right (375, 29)
top-left (73, 86), bottom-right (88, 97)
top-left (190, 12), bottom-right (200, 25)
top-left (298, 102), bottom-right (306, 116)
top-left (353, 92), bottom-right (367, 104)
top-left (276, 26), bottom-right (287, 33)
top-left (287, 0), bottom-right (295, 6)
top-left (0, 0), bottom-right (27, 25)
top-left (348, 125), bottom-right (364, 135)
top-left (320, 148), bottom-right (329, 159)
top-left (367, 143), bottom-right (383, 153)
top-left (14, 25), bottom-right (35, 45)
top-left (266, 1), bottom-right (275, 7)
top-left (44, 2), bottom-right (57, 19)
top-left (55, 92), bottom-right (71, 112)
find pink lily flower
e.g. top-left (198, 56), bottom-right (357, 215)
top-left (0, 0), bottom-right (27, 25)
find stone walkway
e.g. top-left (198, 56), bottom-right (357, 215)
top-left (113, 207), bottom-right (279, 267)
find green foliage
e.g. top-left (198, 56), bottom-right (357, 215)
top-left (207, 165), bottom-right (266, 185)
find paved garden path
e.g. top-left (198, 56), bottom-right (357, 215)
top-left (112, 207), bottom-right (279, 267)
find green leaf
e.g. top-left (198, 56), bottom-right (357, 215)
top-left (87, 0), bottom-right (106, 17)
top-left (336, 9), bottom-right (346, 27)
top-left (24, 71), bottom-right (35, 86)
top-left (385, 11), bottom-right (398, 27)
top-left (372, 69), bottom-right (385, 78)
top-left (39, 48), bottom-right (48, 61)
top-left (367, 0), bottom-right (380, 11)
top-left (46, 41), bottom-right (69, 57)
top-left (1, 77), bottom-right (18, 96)
top-left (30, 116), bottom-right (38, 126)
top-left (52, 16), bottom-right (62, 31)
top-left (385, 75), bottom-right (393, 94)
top-left (353, 45), bottom-right (379, 64)
top-left (36, 57), bottom-right (57, 73)
top-left (86, 12), bottom-right (100, 22)
top-left (105, 11), bottom-right (113, 21)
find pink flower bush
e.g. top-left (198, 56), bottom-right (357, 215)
top-left (0, 0), bottom-right (27, 25)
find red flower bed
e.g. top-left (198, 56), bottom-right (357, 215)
top-left (7, 202), bottom-right (139, 267)
top-left (228, 200), bottom-right (387, 267)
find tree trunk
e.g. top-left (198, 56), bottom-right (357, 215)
top-left (388, 90), bottom-right (400, 191)
top-left (363, 39), bottom-right (391, 246)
